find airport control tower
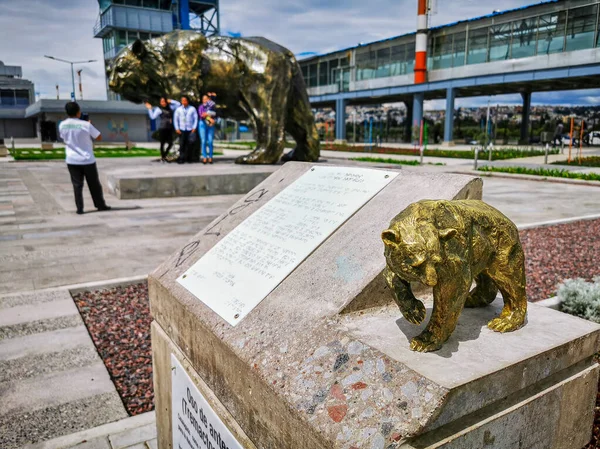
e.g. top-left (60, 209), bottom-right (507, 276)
top-left (94, 0), bottom-right (220, 99)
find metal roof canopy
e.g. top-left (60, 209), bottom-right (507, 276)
top-left (25, 100), bottom-right (147, 118)
top-left (299, 0), bottom-right (566, 62)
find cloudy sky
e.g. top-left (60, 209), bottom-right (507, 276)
top-left (0, 0), bottom-right (597, 106)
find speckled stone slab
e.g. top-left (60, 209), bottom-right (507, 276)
top-left (149, 162), bottom-right (599, 449)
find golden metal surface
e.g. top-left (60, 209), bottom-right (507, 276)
top-left (107, 31), bottom-right (320, 165)
top-left (382, 199), bottom-right (527, 353)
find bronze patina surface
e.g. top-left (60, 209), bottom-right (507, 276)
top-left (107, 30), bottom-right (320, 165)
top-left (382, 199), bottom-right (527, 353)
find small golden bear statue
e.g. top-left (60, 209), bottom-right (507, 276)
top-left (382, 199), bottom-right (527, 353)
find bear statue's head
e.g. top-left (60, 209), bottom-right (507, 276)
top-left (381, 221), bottom-right (456, 287)
top-left (107, 39), bottom-right (168, 104)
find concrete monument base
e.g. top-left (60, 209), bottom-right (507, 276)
top-left (102, 162), bottom-right (277, 199)
top-left (149, 162), bottom-right (599, 449)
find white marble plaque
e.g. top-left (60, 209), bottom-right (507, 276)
top-left (178, 165), bottom-right (398, 325)
top-left (171, 354), bottom-right (244, 449)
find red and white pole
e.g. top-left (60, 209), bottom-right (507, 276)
top-left (415, 0), bottom-right (428, 84)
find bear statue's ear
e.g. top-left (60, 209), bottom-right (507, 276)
top-left (438, 228), bottom-right (457, 240)
top-left (382, 229), bottom-right (400, 245)
top-left (131, 39), bottom-right (147, 59)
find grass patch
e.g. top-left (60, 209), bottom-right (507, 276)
top-left (478, 166), bottom-right (600, 182)
top-left (328, 144), bottom-right (558, 161)
top-left (10, 147), bottom-right (222, 161)
top-left (551, 156), bottom-right (600, 167)
top-left (350, 157), bottom-right (445, 166)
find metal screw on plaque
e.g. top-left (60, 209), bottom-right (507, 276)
top-left (311, 168), bottom-right (315, 171)
top-left (234, 314), bottom-right (240, 319)
top-left (182, 274), bottom-right (187, 279)
top-left (385, 175), bottom-right (389, 179)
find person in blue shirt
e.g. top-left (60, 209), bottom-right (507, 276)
top-left (173, 96), bottom-right (198, 164)
top-left (145, 97), bottom-right (180, 163)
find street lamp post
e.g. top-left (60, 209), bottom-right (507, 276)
top-left (44, 56), bottom-right (97, 100)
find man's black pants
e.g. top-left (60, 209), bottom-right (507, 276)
top-left (178, 131), bottom-right (193, 163)
top-left (159, 128), bottom-right (174, 160)
top-left (67, 163), bottom-right (107, 212)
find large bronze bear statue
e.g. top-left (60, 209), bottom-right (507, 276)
top-left (107, 31), bottom-right (320, 165)
top-left (382, 199), bottom-right (527, 353)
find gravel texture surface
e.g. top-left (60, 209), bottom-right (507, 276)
top-left (73, 283), bottom-right (153, 416)
top-left (521, 218), bottom-right (600, 302)
top-left (72, 219), bottom-right (600, 424)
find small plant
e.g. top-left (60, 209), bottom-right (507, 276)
top-left (558, 278), bottom-right (600, 323)
top-left (551, 156), bottom-right (600, 167)
top-left (477, 166), bottom-right (600, 182)
top-left (350, 157), bottom-right (445, 166)
top-left (327, 144), bottom-right (558, 160)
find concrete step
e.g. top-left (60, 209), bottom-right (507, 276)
top-left (0, 288), bottom-right (128, 449)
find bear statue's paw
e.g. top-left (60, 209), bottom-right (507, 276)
top-left (235, 149), bottom-right (279, 165)
top-left (403, 301), bottom-right (427, 325)
top-left (487, 311), bottom-right (526, 333)
top-left (410, 331), bottom-right (444, 353)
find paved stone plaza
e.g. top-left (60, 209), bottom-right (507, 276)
top-left (1, 155), bottom-right (600, 449)
top-left (1, 156), bottom-right (599, 294)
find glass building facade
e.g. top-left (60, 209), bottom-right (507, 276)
top-left (300, 1), bottom-right (600, 90)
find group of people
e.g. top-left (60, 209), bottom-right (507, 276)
top-left (145, 93), bottom-right (217, 165)
top-left (56, 95), bottom-right (217, 216)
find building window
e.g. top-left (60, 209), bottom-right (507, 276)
top-left (375, 47), bottom-right (391, 78)
top-left (117, 30), bottom-right (128, 49)
top-left (390, 44), bottom-right (407, 76)
top-left (301, 64), bottom-right (309, 84)
top-left (356, 50), bottom-right (377, 81)
top-left (99, 0), bottom-right (112, 12)
top-left (15, 90), bottom-right (30, 106)
top-left (318, 61), bottom-right (329, 86)
top-left (142, 0), bottom-right (160, 8)
top-left (308, 63), bottom-right (318, 87)
top-left (537, 12), bottom-right (567, 54)
top-left (511, 18), bottom-right (537, 59)
top-left (125, 0), bottom-right (143, 6)
top-left (467, 27), bottom-right (489, 65)
top-left (566, 5), bottom-right (598, 51)
top-left (139, 32), bottom-right (150, 41)
top-left (489, 23), bottom-right (512, 61)
top-left (405, 45), bottom-right (415, 73)
top-left (452, 32), bottom-right (466, 67)
top-left (0, 90), bottom-right (16, 106)
top-left (431, 33), bottom-right (454, 69)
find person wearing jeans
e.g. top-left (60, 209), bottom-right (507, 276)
top-left (174, 96), bottom-right (198, 164)
top-left (59, 102), bottom-right (110, 215)
top-left (198, 94), bottom-right (217, 164)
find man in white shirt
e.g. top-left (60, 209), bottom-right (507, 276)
top-left (173, 96), bottom-right (198, 164)
top-left (59, 102), bottom-right (110, 215)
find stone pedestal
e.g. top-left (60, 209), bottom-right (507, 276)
top-left (103, 163), bottom-right (277, 199)
top-left (150, 162), bottom-right (599, 449)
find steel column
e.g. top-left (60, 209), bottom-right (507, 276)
top-left (520, 91), bottom-right (532, 144)
top-left (413, 92), bottom-right (424, 142)
top-left (335, 97), bottom-right (347, 141)
top-left (444, 87), bottom-right (456, 144)
top-left (179, 0), bottom-right (190, 30)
